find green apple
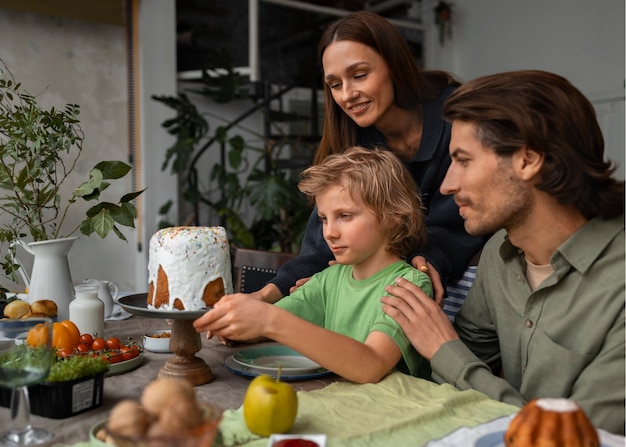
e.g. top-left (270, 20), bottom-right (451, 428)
top-left (243, 374), bottom-right (298, 436)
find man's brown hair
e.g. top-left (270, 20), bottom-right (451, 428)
top-left (443, 70), bottom-right (624, 219)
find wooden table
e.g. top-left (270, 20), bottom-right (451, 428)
top-left (10, 313), bottom-right (612, 447)
top-left (0, 314), bottom-right (340, 446)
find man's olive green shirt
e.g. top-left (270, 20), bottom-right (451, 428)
top-left (431, 216), bottom-right (625, 435)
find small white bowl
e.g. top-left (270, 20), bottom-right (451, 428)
top-left (142, 329), bottom-right (172, 353)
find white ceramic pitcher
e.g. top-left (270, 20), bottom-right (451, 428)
top-left (11, 237), bottom-right (78, 321)
top-left (83, 279), bottom-right (119, 318)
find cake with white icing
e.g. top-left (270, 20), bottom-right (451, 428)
top-left (147, 226), bottom-right (233, 311)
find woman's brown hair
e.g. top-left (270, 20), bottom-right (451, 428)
top-left (299, 146), bottom-right (427, 259)
top-left (443, 70), bottom-right (624, 219)
top-left (315, 11), bottom-right (459, 165)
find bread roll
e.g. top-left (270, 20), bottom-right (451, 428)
top-left (22, 311), bottom-right (50, 319)
top-left (4, 299), bottom-right (31, 318)
top-left (30, 300), bottom-right (58, 317)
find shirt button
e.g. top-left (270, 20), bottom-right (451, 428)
top-left (525, 319), bottom-right (533, 328)
top-left (516, 275), bottom-right (522, 281)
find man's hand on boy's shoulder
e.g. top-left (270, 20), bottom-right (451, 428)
top-left (381, 277), bottom-right (459, 361)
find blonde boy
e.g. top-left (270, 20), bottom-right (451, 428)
top-left (194, 146), bottom-right (433, 383)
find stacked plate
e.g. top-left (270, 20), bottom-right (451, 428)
top-left (224, 345), bottom-right (331, 381)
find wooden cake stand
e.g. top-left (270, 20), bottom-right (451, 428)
top-left (117, 294), bottom-right (214, 386)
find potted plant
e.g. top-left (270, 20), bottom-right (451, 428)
top-left (0, 326), bottom-right (143, 419)
top-left (0, 60), bottom-right (144, 314)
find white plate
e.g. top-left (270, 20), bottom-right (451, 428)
top-left (267, 433), bottom-right (327, 447)
top-left (224, 355), bottom-right (330, 381)
top-left (233, 345), bottom-right (323, 374)
top-left (474, 431), bottom-right (505, 447)
top-left (474, 430), bottom-right (619, 447)
top-left (424, 416), bottom-right (625, 447)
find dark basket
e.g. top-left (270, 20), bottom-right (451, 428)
top-left (0, 373), bottom-right (104, 419)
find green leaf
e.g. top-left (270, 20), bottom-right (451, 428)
top-left (93, 161), bottom-right (131, 179)
top-left (215, 126), bottom-right (227, 143)
top-left (120, 188), bottom-right (145, 203)
top-left (112, 225), bottom-right (127, 241)
top-left (110, 204), bottom-right (135, 227)
top-left (158, 200), bottom-right (173, 215)
top-left (81, 209), bottom-right (115, 238)
top-left (120, 201), bottom-right (136, 218)
top-left (74, 179), bottom-right (98, 198)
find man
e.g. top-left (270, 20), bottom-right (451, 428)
top-left (381, 70), bottom-right (625, 435)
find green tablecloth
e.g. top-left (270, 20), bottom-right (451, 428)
top-left (218, 372), bottom-right (519, 447)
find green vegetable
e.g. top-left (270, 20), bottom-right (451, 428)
top-left (0, 344), bottom-right (53, 370)
top-left (45, 355), bottom-right (109, 382)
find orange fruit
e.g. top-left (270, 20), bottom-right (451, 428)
top-left (52, 322), bottom-right (79, 351)
top-left (26, 323), bottom-right (50, 347)
top-left (60, 320), bottom-right (81, 346)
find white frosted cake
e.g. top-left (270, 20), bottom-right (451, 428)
top-left (147, 226), bottom-right (233, 311)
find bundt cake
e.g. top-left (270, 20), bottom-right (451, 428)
top-left (504, 398), bottom-right (600, 447)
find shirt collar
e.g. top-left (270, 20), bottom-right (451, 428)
top-left (499, 216), bottom-right (624, 273)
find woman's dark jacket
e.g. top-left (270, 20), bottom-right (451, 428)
top-left (270, 87), bottom-right (487, 296)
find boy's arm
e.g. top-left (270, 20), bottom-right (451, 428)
top-left (193, 294), bottom-right (401, 384)
top-left (266, 306), bottom-right (402, 384)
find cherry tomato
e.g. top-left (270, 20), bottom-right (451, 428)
top-left (121, 344), bottom-right (140, 353)
top-left (106, 354), bottom-right (125, 364)
top-left (91, 337), bottom-right (107, 351)
top-left (75, 343), bottom-right (90, 353)
top-left (57, 347), bottom-right (74, 358)
top-left (123, 350), bottom-right (139, 360)
top-left (80, 333), bottom-right (94, 346)
top-left (106, 337), bottom-right (122, 350)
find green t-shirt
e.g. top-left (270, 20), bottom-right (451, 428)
top-left (275, 261), bottom-right (433, 378)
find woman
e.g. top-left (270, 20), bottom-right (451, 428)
top-left (247, 11), bottom-right (486, 304)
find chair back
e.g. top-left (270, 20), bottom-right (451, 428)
top-left (233, 248), bottom-right (298, 293)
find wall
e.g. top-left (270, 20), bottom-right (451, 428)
top-left (0, 1), bottom-right (176, 293)
top-left (424, 0), bottom-right (625, 178)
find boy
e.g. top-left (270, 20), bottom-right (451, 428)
top-left (194, 146), bottom-right (433, 383)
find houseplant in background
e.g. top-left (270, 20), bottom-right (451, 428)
top-left (152, 49), bottom-right (313, 253)
top-left (0, 60), bottom-right (144, 318)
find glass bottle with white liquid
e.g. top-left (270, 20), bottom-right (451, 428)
top-left (69, 284), bottom-right (105, 337)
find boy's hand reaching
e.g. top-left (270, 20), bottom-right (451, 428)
top-left (193, 294), bottom-right (270, 342)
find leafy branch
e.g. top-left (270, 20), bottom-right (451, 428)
top-left (0, 60), bottom-right (145, 280)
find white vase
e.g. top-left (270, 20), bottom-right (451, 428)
top-left (12, 237), bottom-right (78, 321)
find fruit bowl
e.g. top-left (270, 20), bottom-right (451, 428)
top-left (105, 402), bottom-right (222, 447)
